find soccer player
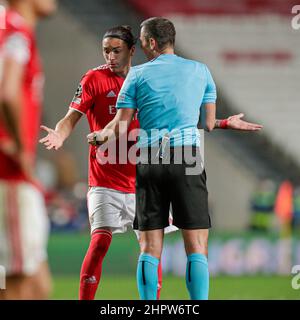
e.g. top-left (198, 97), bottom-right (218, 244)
top-left (39, 25), bottom-right (176, 300)
top-left (0, 0), bottom-right (57, 299)
top-left (87, 17), bottom-right (263, 300)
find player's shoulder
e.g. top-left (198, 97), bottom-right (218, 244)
top-left (81, 64), bottom-right (110, 82)
top-left (91, 64), bottom-right (110, 73)
top-left (5, 10), bottom-right (32, 38)
top-left (1, 10), bottom-right (33, 55)
top-left (0, 11), bottom-right (33, 63)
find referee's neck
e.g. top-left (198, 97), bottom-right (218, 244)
top-left (157, 47), bottom-right (175, 56)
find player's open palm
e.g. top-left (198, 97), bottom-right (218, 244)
top-left (227, 113), bottom-right (263, 131)
top-left (39, 125), bottom-right (64, 150)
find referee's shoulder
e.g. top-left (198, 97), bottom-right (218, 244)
top-left (180, 56), bottom-right (208, 69)
top-left (129, 63), bottom-right (148, 78)
top-left (131, 62), bottom-right (148, 71)
top-left (188, 59), bottom-right (212, 76)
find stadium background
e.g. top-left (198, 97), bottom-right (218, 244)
top-left (27, 0), bottom-right (300, 299)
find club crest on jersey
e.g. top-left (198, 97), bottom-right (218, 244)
top-left (106, 90), bottom-right (116, 98)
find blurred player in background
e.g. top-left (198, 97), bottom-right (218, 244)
top-left (39, 25), bottom-right (173, 300)
top-left (0, 0), bottom-right (57, 299)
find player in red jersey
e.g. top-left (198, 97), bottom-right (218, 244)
top-left (40, 25), bottom-right (176, 300)
top-left (0, 0), bottom-right (57, 299)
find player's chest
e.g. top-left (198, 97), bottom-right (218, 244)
top-left (94, 79), bottom-right (123, 117)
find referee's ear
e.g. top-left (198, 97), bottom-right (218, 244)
top-left (149, 38), bottom-right (157, 51)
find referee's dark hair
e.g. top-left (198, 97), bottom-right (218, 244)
top-left (103, 25), bottom-right (137, 49)
top-left (140, 17), bottom-right (176, 50)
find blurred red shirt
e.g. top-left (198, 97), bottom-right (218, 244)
top-left (0, 10), bottom-right (44, 181)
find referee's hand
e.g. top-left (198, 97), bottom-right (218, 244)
top-left (227, 113), bottom-right (263, 131)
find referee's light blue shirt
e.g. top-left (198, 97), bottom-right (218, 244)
top-left (116, 54), bottom-right (217, 147)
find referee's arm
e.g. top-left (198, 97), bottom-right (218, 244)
top-left (198, 105), bottom-right (263, 131)
top-left (87, 108), bottom-right (136, 145)
top-left (198, 103), bottom-right (216, 132)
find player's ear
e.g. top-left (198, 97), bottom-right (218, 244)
top-left (130, 45), bottom-right (136, 57)
top-left (101, 46), bottom-right (105, 59)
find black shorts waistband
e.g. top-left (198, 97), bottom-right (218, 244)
top-left (138, 145), bottom-right (203, 165)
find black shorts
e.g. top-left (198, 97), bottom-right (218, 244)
top-left (134, 146), bottom-right (211, 231)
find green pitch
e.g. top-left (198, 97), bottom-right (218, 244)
top-left (51, 275), bottom-right (299, 300)
top-left (48, 232), bottom-right (300, 299)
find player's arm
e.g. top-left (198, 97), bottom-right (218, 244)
top-left (0, 45), bottom-right (38, 181)
top-left (0, 54), bottom-right (25, 152)
top-left (40, 71), bottom-right (96, 150)
top-left (39, 109), bottom-right (82, 150)
top-left (87, 108), bottom-right (135, 146)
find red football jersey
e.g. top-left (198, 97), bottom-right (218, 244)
top-left (69, 65), bottom-right (138, 193)
top-left (0, 10), bottom-right (44, 181)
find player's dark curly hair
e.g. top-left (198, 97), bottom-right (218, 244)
top-left (103, 25), bottom-right (137, 49)
top-left (140, 17), bottom-right (176, 50)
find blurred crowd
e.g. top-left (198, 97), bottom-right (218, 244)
top-left (36, 151), bottom-right (89, 232)
top-left (249, 179), bottom-right (300, 232)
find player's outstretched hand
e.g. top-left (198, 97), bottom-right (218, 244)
top-left (227, 113), bottom-right (263, 131)
top-left (39, 125), bottom-right (64, 150)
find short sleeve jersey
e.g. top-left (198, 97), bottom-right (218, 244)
top-left (0, 10), bottom-right (44, 181)
top-left (116, 54), bottom-right (216, 147)
top-left (70, 65), bottom-right (139, 193)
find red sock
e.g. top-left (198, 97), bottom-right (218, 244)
top-left (157, 261), bottom-right (163, 299)
top-left (79, 229), bottom-right (112, 300)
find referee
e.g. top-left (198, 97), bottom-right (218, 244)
top-left (87, 17), bottom-right (262, 300)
